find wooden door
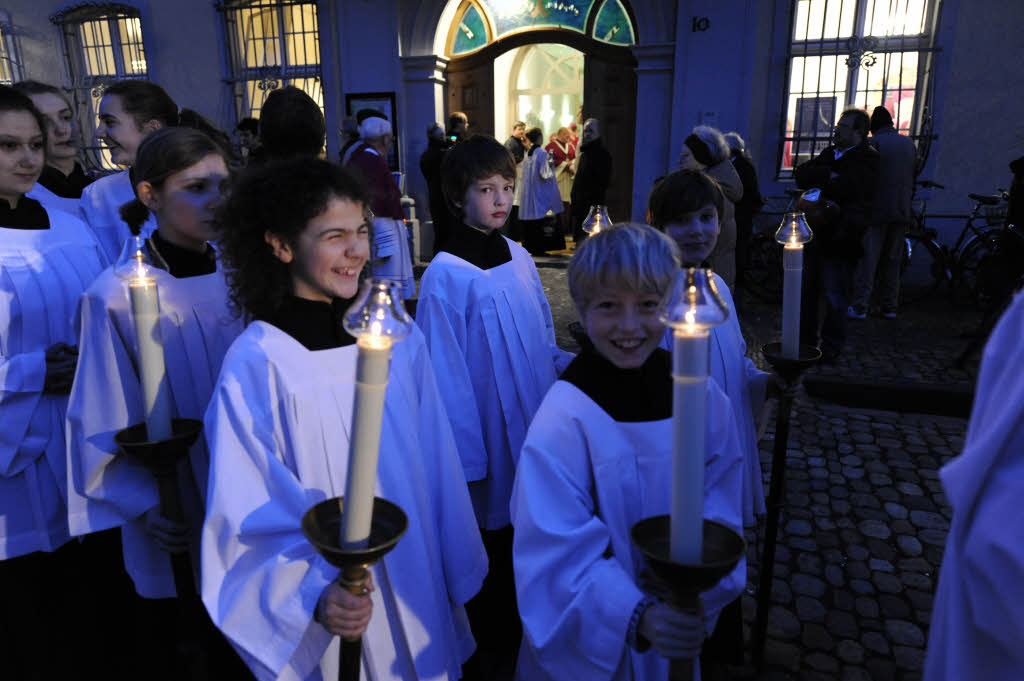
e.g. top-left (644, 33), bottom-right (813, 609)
top-left (446, 59), bottom-right (495, 138)
top-left (583, 52), bottom-right (637, 223)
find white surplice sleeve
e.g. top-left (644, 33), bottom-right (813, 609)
top-left (414, 292), bottom-right (489, 482)
top-left (512, 405), bottom-right (646, 681)
top-left (521, 244), bottom-right (574, 373)
top-left (201, 360), bottom-right (336, 681)
top-left (0, 348), bottom-right (47, 477)
top-left (66, 279), bottom-right (158, 533)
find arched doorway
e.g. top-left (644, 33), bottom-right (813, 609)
top-left (440, 0), bottom-right (638, 223)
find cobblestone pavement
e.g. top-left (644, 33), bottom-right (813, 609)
top-left (529, 258), bottom-right (981, 681)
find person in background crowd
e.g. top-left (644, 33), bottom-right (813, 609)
top-left (340, 109), bottom-right (387, 165)
top-left (505, 121), bottom-right (529, 242)
top-left (448, 110), bottom-right (469, 144)
top-left (679, 125), bottom-right (743, 291)
top-left (257, 86), bottom-right (324, 161)
top-left (505, 121), bottom-right (528, 165)
top-left (82, 79), bottom-right (228, 263)
top-left (345, 115), bottom-right (402, 220)
top-left (421, 121), bottom-right (455, 254)
top-left (13, 80), bottom-right (93, 213)
top-left (723, 131), bottom-right (763, 294)
top-left (338, 115), bottom-right (359, 161)
top-left (545, 127), bottom-right (576, 239)
top-left (568, 122), bottom-right (579, 152)
top-left (794, 107), bottom-right (879, 363)
top-left (233, 116), bottom-right (261, 163)
top-left (922, 286), bottom-right (1024, 681)
top-left (0, 85), bottom-right (108, 681)
top-left (848, 106), bottom-right (916, 320)
top-left (570, 118), bottom-right (613, 245)
top-left (518, 127), bottom-right (565, 256)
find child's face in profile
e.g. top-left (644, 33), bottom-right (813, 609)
top-left (581, 285), bottom-right (664, 369)
top-left (663, 203), bottom-right (720, 266)
top-left (460, 173), bottom-right (514, 233)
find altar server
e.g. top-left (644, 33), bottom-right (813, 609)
top-left (415, 134), bottom-right (572, 676)
top-left (0, 85), bottom-right (107, 680)
top-left (67, 126), bottom-right (240, 597)
top-left (202, 159), bottom-right (487, 681)
top-left (81, 80), bottom-right (228, 263)
top-left (511, 224), bottom-right (745, 681)
top-left (649, 169), bottom-right (771, 527)
top-left (923, 289), bottom-right (1024, 681)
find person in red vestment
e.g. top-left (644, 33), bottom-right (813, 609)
top-left (343, 116), bottom-right (403, 219)
top-left (545, 127), bottom-right (575, 240)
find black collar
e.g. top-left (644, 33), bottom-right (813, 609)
top-left (265, 296), bottom-right (358, 351)
top-left (0, 196), bottom-right (50, 230)
top-left (559, 336), bottom-right (672, 422)
top-left (440, 222), bottom-right (512, 270)
top-left (37, 163), bottom-right (92, 199)
top-left (146, 231), bottom-right (217, 278)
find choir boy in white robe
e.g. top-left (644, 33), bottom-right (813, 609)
top-left (66, 127), bottom-right (250, 679)
top-left (202, 158), bottom-right (487, 681)
top-left (416, 134), bottom-right (572, 677)
top-left (648, 168), bottom-right (772, 671)
top-left (81, 80), bottom-right (230, 263)
top-left (511, 224), bottom-right (745, 681)
top-left (0, 85), bottom-right (108, 680)
top-left (923, 289), bottom-right (1024, 681)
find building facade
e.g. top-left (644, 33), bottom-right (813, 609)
top-left (3, 0), bottom-right (1020, 257)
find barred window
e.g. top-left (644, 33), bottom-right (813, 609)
top-left (779, 0), bottom-right (941, 176)
top-left (217, 0), bottom-right (323, 123)
top-left (1, 11), bottom-right (23, 85)
top-left (50, 3), bottom-right (148, 170)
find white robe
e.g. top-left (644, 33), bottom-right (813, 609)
top-left (66, 265), bottom-right (243, 598)
top-left (511, 379), bottom-right (746, 681)
top-left (370, 217), bottom-right (415, 300)
top-left (923, 289), bottom-right (1024, 681)
top-left (416, 240), bottom-right (573, 529)
top-left (661, 273), bottom-right (769, 526)
top-left (27, 182), bottom-right (81, 220)
top-left (80, 170), bottom-right (156, 264)
top-left (0, 210), bottom-right (106, 559)
top-left (201, 322), bottom-right (488, 681)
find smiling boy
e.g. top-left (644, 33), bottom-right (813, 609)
top-left (511, 223), bottom-right (744, 681)
top-left (416, 134), bottom-right (572, 676)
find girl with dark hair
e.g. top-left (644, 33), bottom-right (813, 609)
top-left (81, 79), bottom-right (230, 263)
top-left (13, 80), bottom-right (94, 212)
top-left (66, 126), bottom-right (249, 679)
top-left (0, 85), bottom-right (107, 679)
top-left (201, 158), bottom-right (486, 681)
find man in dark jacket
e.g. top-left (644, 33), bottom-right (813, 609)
top-left (849, 106), bottom-right (917, 319)
top-left (794, 107), bottom-right (879, 362)
top-left (419, 122), bottom-right (455, 254)
top-left (569, 118), bottom-right (613, 244)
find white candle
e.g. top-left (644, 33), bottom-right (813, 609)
top-left (340, 334), bottom-right (392, 550)
top-left (128, 268), bottom-right (172, 442)
top-left (782, 244), bottom-right (803, 360)
top-left (671, 326), bottom-right (709, 565)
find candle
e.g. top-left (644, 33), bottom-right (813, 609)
top-left (775, 213), bottom-right (813, 360)
top-left (659, 269), bottom-right (729, 565)
top-left (340, 280), bottom-right (413, 550)
top-left (582, 205), bottom-right (611, 235)
top-left (127, 250), bottom-right (173, 441)
top-left (671, 325), bottom-right (709, 564)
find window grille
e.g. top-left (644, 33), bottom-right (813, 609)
top-left (1, 12), bottom-right (23, 85)
top-left (778, 0), bottom-right (941, 176)
top-left (50, 3), bottom-right (149, 171)
top-left (217, 0), bottom-right (323, 124)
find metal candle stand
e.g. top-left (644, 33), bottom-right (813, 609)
top-left (631, 516), bottom-right (747, 681)
top-left (114, 417), bottom-right (207, 678)
top-left (302, 497), bottom-right (408, 681)
top-left (751, 341), bottom-right (821, 669)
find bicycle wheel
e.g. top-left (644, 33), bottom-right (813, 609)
top-left (899, 234), bottom-right (946, 304)
top-left (744, 232), bottom-right (783, 303)
top-left (953, 230), bottom-right (1000, 309)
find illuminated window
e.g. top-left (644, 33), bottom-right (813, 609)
top-left (1, 11), bottom-right (24, 86)
top-left (511, 44), bottom-right (583, 134)
top-left (50, 3), bottom-right (149, 170)
top-left (779, 0), bottom-right (941, 176)
top-left (218, 0), bottom-right (323, 122)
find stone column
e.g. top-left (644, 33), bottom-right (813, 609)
top-left (630, 43), bottom-right (676, 221)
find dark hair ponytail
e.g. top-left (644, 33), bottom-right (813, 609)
top-left (119, 197), bottom-right (151, 236)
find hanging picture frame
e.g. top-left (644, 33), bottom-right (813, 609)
top-left (345, 91), bottom-right (400, 171)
